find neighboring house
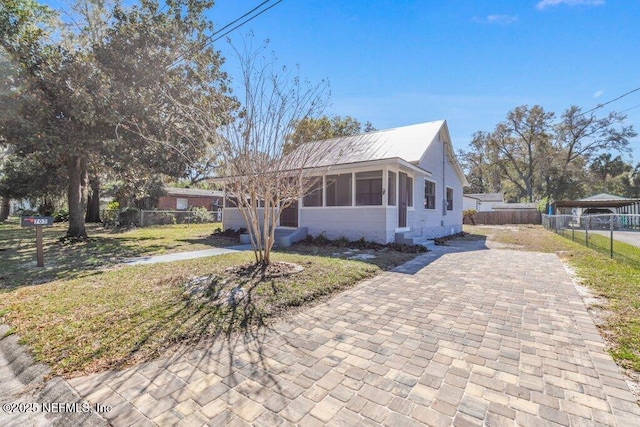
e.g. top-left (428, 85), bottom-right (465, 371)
top-left (222, 120), bottom-right (469, 244)
top-left (9, 198), bottom-right (36, 215)
top-left (492, 202), bottom-right (538, 210)
top-left (462, 193), bottom-right (504, 212)
top-left (158, 187), bottom-right (224, 212)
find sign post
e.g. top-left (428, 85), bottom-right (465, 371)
top-left (20, 216), bottom-right (54, 267)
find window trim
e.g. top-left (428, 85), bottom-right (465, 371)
top-left (176, 197), bottom-right (188, 210)
top-left (424, 179), bottom-right (436, 210)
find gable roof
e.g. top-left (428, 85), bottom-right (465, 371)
top-left (463, 193), bottom-right (504, 202)
top-left (289, 120), bottom-right (469, 185)
top-left (165, 187), bottom-right (224, 197)
top-left (578, 193), bottom-right (625, 201)
top-left (297, 121), bottom-right (444, 168)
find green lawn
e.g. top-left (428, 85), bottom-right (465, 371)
top-left (467, 224), bottom-right (640, 372)
top-left (0, 219), bottom-right (421, 377)
top-left (555, 228), bottom-right (640, 268)
top-left (0, 219), bottom-right (230, 289)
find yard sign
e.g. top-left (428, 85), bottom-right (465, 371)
top-left (20, 216), bottom-right (54, 267)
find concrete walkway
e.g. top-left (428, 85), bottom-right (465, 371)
top-left (124, 245), bottom-right (253, 266)
top-left (55, 239), bottom-right (640, 426)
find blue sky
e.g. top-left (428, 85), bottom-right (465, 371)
top-left (45, 0), bottom-right (640, 161)
top-left (210, 0), bottom-right (640, 162)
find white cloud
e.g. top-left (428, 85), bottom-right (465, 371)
top-left (536, 0), bottom-right (605, 10)
top-left (593, 90), bottom-right (604, 98)
top-left (472, 15), bottom-right (519, 24)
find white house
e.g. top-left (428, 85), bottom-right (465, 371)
top-left (462, 193), bottom-right (504, 212)
top-left (222, 120), bottom-right (469, 245)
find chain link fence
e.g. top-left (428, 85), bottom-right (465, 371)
top-left (139, 209), bottom-right (222, 227)
top-left (542, 213), bottom-right (640, 261)
top-left (102, 208), bottom-right (222, 227)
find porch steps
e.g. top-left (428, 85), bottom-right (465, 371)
top-left (395, 231), bottom-right (436, 248)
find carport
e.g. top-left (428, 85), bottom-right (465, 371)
top-left (554, 196), bottom-right (640, 215)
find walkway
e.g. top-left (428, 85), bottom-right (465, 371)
top-left (124, 244), bottom-right (253, 266)
top-left (60, 239), bottom-right (640, 426)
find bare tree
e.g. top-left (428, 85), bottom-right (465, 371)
top-left (216, 43), bottom-right (336, 265)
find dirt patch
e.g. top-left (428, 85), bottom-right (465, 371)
top-left (225, 261), bottom-right (304, 278)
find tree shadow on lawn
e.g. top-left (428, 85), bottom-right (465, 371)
top-left (0, 236), bottom-right (169, 290)
top-left (65, 272), bottom-right (293, 402)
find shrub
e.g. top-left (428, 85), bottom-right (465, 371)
top-left (463, 209), bottom-right (477, 225)
top-left (118, 207), bottom-right (141, 226)
top-left (189, 207), bottom-right (214, 223)
top-left (53, 208), bottom-right (69, 222)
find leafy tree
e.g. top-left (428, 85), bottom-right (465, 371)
top-left (0, 0), bottom-right (235, 238)
top-left (283, 115), bottom-right (375, 154)
top-left (460, 104), bottom-right (636, 202)
top-left (589, 153), bottom-right (632, 193)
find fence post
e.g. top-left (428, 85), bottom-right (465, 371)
top-left (610, 214), bottom-right (614, 259)
top-left (585, 217), bottom-right (589, 248)
top-left (140, 210), bottom-right (144, 227)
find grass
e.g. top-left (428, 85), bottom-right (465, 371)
top-left (555, 228), bottom-right (640, 268)
top-left (0, 219), bottom-right (421, 377)
top-left (0, 219), bottom-right (231, 289)
top-left (467, 224), bottom-right (640, 372)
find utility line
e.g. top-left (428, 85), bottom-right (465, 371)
top-left (582, 87), bottom-right (640, 116)
top-left (164, 0), bottom-right (281, 71)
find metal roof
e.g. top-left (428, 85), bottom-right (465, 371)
top-left (286, 120), bottom-right (468, 185)
top-left (463, 193), bottom-right (504, 202)
top-left (555, 193), bottom-right (640, 208)
top-left (164, 187), bottom-right (224, 197)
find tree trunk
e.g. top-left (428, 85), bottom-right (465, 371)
top-left (85, 175), bottom-right (101, 223)
top-left (67, 155), bottom-right (88, 239)
top-left (0, 196), bottom-right (9, 221)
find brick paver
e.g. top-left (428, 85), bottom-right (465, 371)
top-left (65, 239), bottom-right (640, 426)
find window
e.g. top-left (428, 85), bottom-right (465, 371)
top-left (388, 171), bottom-right (396, 206)
top-left (326, 173), bottom-right (352, 206)
top-left (303, 178), bottom-right (323, 207)
top-left (424, 180), bottom-right (436, 209)
top-left (407, 176), bottom-right (413, 207)
top-left (176, 198), bottom-right (188, 210)
top-left (356, 170), bottom-right (383, 206)
top-left (446, 187), bottom-right (453, 211)
top-left (225, 196), bottom-right (238, 208)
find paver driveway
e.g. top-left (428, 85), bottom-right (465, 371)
top-left (67, 239), bottom-right (640, 426)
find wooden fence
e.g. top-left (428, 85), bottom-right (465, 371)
top-left (464, 210), bottom-right (542, 225)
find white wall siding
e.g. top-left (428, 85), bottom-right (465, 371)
top-left (300, 207), bottom-right (390, 243)
top-left (222, 208), bottom-right (268, 230)
top-left (412, 136), bottom-right (464, 238)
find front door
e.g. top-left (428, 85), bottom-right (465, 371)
top-left (398, 172), bottom-right (407, 228)
top-left (280, 201), bottom-right (298, 227)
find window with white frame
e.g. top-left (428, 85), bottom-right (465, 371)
top-left (355, 171), bottom-right (383, 206)
top-left (176, 198), bottom-right (188, 210)
top-left (407, 176), bottom-right (413, 207)
top-left (326, 173), bottom-right (352, 206)
top-left (446, 187), bottom-right (453, 211)
top-left (424, 180), bottom-right (436, 209)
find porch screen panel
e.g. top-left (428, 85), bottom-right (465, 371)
top-left (326, 173), bottom-right (352, 206)
top-left (355, 170), bottom-right (383, 206)
top-left (303, 178), bottom-right (323, 207)
top-left (388, 171), bottom-right (396, 206)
